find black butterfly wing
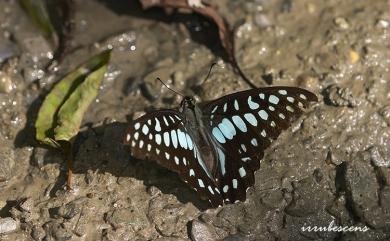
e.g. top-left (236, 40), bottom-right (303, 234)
top-left (202, 86), bottom-right (318, 204)
top-left (123, 110), bottom-right (224, 207)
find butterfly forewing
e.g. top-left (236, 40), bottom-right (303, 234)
top-left (124, 110), bottom-right (224, 206)
top-left (202, 87), bottom-right (318, 204)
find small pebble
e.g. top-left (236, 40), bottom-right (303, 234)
top-left (323, 84), bottom-right (358, 107)
top-left (31, 225), bottom-right (45, 241)
top-left (0, 217), bottom-right (19, 234)
top-left (20, 198), bottom-right (34, 212)
top-left (0, 200), bottom-right (6, 210)
top-left (297, 73), bottom-right (319, 90)
top-left (0, 71), bottom-right (14, 93)
top-left (369, 147), bottom-right (390, 167)
top-left (349, 49), bottom-right (360, 64)
top-left (306, 3), bottom-right (316, 14)
top-left (334, 17), bottom-right (349, 29)
top-left (190, 220), bottom-right (217, 241)
top-left (0, 143), bottom-right (15, 182)
top-left (254, 14), bottom-right (272, 28)
top-left (376, 19), bottom-right (389, 29)
top-left (379, 105), bottom-right (390, 125)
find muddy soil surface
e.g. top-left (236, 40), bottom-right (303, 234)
top-left (1, 0), bottom-right (390, 240)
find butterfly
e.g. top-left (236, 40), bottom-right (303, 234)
top-left (123, 86), bottom-right (317, 207)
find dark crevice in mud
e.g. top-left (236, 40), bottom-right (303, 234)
top-left (0, 200), bottom-right (18, 218)
top-left (46, 0), bottom-right (76, 66)
top-left (332, 233), bottom-right (343, 241)
top-left (334, 162), bottom-right (361, 223)
top-left (14, 96), bottom-right (43, 148)
top-left (369, 162), bottom-right (387, 207)
top-left (97, 0), bottom-right (227, 68)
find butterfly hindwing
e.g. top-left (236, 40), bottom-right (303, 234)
top-left (202, 86), bottom-right (318, 204)
top-left (124, 110), bottom-right (224, 206)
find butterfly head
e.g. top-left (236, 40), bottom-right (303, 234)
top-left (181, 96), bottom-right (196, 110)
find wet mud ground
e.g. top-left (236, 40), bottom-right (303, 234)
top-left (1, 0), bottom-right (390, 240)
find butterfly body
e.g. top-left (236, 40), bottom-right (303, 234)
top-left (181, 97), bottom-right (221, 177)
top-left (124, 87), bottom-right (317, 207)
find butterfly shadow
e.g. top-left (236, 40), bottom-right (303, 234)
top-left (36, 121), bottom-right (212, 210)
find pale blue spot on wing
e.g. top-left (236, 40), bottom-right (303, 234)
top-left (232, 115), bottom-right (247, 132)
top-left (142, 124), bottom-right (149, 135)
top-left (269, 95), bottom-right (279, 104)
top-left (212, 127), bottom-right (226, 143)
top-left (232, 179), bottom-right (238, 189)
top-left (234, 100), bottom-right (239, 110)
top-left (163, 116), bottom-right (169, 126)
top-left (155, 118), bottom-right (161, 132)
top-left (134, 123), bottom-right (140, 130)
top-left (198, 179), bottom-right (205, 188)
top-left (195, 146), bottom-right (212, 178)
top-left (258, 110), bottom-right (268, 120)
top-left (177, 129), bottom-right (187, 149)
top-left (279, 90), bottom-right (287, 95)
top-left (299, 93), bottom-right (307, 100)
top-left (247, 96), bottom-right (259, 110)
top-left (239, 167), bottom-right (246, 177)
top-left (217, 148), bottom-right (226, 176)
top-left (241, 144), bottom-right (247, 152)
top-left (241, 157), bottom-right (250, 162)
top-left (171, 130), bottom-right (178, 148)
top-left (287, 96), bottom-right (294, 103)
top-left (174, 156), bottom-right (179, 165)
top-left (211, 106), bottom-right (218, 113)
top-left (163, 132), bottom-right (170, 147)
top-left (223, 103), bottom-right (228, 112)
top-left (155, 134), bottom-right (161, 145)
top-left (259, 93), bottom-right (265, 99)
top-left (223, 185), bottom-right (229, 193)
top-left (251, 138), bottom-right (258, 146)
top-left (244, 113), bottom-right (257, 126)
top-left (218, 118), bottom-right (236, 140)
top-left (208, 186), bottom-right (215, 194)
top-left (185, 133), bottom-right (193, 150)
top-left (189, 169), bottom-right (195, 176)
top-left (139, 140), bottom-right (144, 148)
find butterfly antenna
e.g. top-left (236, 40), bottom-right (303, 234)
top-left (203, 62), bottom-right (217, 83)
top-left (156, 77), bottom-right (185, 97)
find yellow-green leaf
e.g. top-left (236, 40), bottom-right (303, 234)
top-left (35, 50), bottom-right (111, 148)
top-left (54, 64), bottom-right (107, 141)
